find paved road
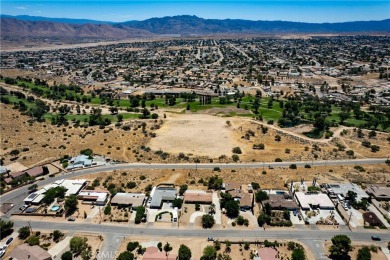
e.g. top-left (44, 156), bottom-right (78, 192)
top-left (9, 220), bottom-right (390, 259)
top-left (1, 158), bottom-right (388, 216)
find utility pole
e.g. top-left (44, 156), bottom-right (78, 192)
top-left (28, 220), bottom-right (33, 233)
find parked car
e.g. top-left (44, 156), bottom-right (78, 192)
top-left (371, 236), bottom-right (381, 241)
top-left (19, 204), bottom-right (28, 211)
top-left (6, 237), bottom-right (13, 245)
top-left (67, 217), bottom-right (75, 221)
top-left (0, 250), bottom-right (5, 258)
top-left (207, 237), bottom-right (214, 242)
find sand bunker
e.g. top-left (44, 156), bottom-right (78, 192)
top-left (148, 114), bottom-right (241, 157)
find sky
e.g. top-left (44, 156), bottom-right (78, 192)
top-left (1, 0), bottom-right (389, 23)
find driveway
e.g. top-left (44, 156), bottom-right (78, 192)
top-left (212, 192), bottom-right (222, 225)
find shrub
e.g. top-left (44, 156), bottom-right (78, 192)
top-left (126, 181), bottom-right (137, 189)
top-left (232, 154), bottom-right (240, 162)
top-left (26, 235), bottom-right (40, 246)
top-left (127, 241), bottom-right (139, 252)
top-left (134, 206), bottom-right (146, 224)
top-left (289, 164), bottom-right (297, 169)
top-left (18, 226), bottom-right (30, 239)
top-left (232, 147), bottom-right (242, 154)
top-left (201, 214), bottom-right (215, 228)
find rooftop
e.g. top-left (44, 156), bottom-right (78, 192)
top-left (111, 193), bottom-right (146, 207)
top-left (183, 190), bottom-right (213, 203)
top-left (9, 244), bottom-right (52, 260)
top-left (142, 246), bottom-right (177, 260)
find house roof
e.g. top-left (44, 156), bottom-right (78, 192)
top-left (9, 244), bottom-right (52, 260)
top-left (150, 187), bottom-right (177, 208)
top-left (295, 192), bottom-right (334, 209)
top-left (263, 194), bottom-right (298, 210)
top-left (257, 247), bottom-right (278, 260)
top-left (225, 182), bottom-right (241, 191)
top-left (111, 193), bottom-right (146, 207)
top-left (10, 171), bottom-right (26, 179)
top-left (239, 193), bottom-right (253, 208)
top-left (25, 166), bottom-right (44, 177)
top-left (183, 190), bottom-right (213, 203)
top-left (366, 186), bottom-right (390, 200)
top-left (142, 246), bottom-right (177, 260)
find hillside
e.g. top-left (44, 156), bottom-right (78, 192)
top-left (0, 18), bottom-right (153, 40)
top-left (121, 15), bottom-right (390, 35)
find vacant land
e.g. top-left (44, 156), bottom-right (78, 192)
top-left (75, 164), bottom-right (390, 194)
top-left (149, 114), bottom-right (241, 157)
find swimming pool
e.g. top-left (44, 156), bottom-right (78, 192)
top-left (51, 205), bottom-right (60, 211)
top-left (275, 191), bottom-right (285, 195)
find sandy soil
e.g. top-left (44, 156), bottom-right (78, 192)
top-left (324, 240), bottom-right (387, 260)
top-left (116, 236), bottom-right (314, 260)
top-left (148, 114), bottom-right (243, 158)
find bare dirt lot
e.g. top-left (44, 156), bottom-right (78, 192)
top-left (148, 114), bottom-right (242, 157)
top-left (116, 236), bottom-right (315, 260)
top-left (75, 164), bottom-right (390, 195)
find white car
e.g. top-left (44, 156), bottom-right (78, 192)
top-left (0, 250), bottom-right (5, 258)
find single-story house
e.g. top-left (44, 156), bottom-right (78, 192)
top-left (262, 194), bottom-right (298, 211)
top-left (366, 185), bottom-right (390, 201)
top-left (295, 192), bottom-right (334, 210)
top-left (9, 244), bottom-right (52, 260)
top-left (142, 246), bottom-right (177, 260)
top-left (111, 193), bottom-right (146, 209)
top-left (149, 187), bottom-right (177, 209)
top-left (24, 166), bottom-right (46, 178)
top-left (78, 190), bottom-right (108, 206)
top-left (240, 193), bottom-right (254, 210)
top-left (183, 190), bottom-right (213, 204)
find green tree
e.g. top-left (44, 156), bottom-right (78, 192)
top-left (61, 251), bottom-right (73, 260)
top-left (43, 186), bottom-right (67, 205)
top-left (117, 251), bottom-right (134, 260)
top-left (64, 195), bottom-right (78, 214)
top-left (202, 214), bottom-right (215, 228)
top-left (104, 205), bottom-right (111, 215)
top-left (339, 112), bottom-right (350, 124)
top-left (292, 248), bottom-right (306, 260)
top-left (0, 219), bottom-right (14, 238)
top-left (208, 175), bottom-right (223, 190)
top-left (127, 241), bottom-right (139, 252)
top-left (18, 226), bottom-right (31, 239)
top-left (329, 235), bottom-right (352, 259)
top-left (357, 246), bottom-right (371, 260)
top-left (201, 245), bottom-right (217, 260)
top-left (179, 184), bottom-right (188, 196)
top-left (172, 198), bottom-right (183, 208)
top-left (178, 244), bottom-right (192, 260)
top-left (164, 242), bottom-right (172, 255)
top-left (26, 235), bottom-right (40, 246)
top-left (70, 236), bottom-right (88, 254)
top-left (225, 200), bottom-right (239, 218)
top-left (53, 230), bottom-right (64, 242)
top-left (255, 190), bottom-right (269, 202)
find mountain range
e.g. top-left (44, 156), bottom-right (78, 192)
top-left (1, 14), bottom-right (389, 42)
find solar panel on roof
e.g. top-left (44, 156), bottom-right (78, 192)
top-left (27, 193), bottom-right (37, 199)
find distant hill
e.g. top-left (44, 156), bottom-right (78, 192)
top-left (121, 15), bottom-right (390, 35)
top-left (0, 14), bottom-right (114, 25)
top-left (0, 17), bottom-right (153, 40)
top-left (1, 15), bottom-right (389, 44)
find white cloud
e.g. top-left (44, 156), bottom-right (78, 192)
top-left (16, 6), bottom-right (27, 10)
